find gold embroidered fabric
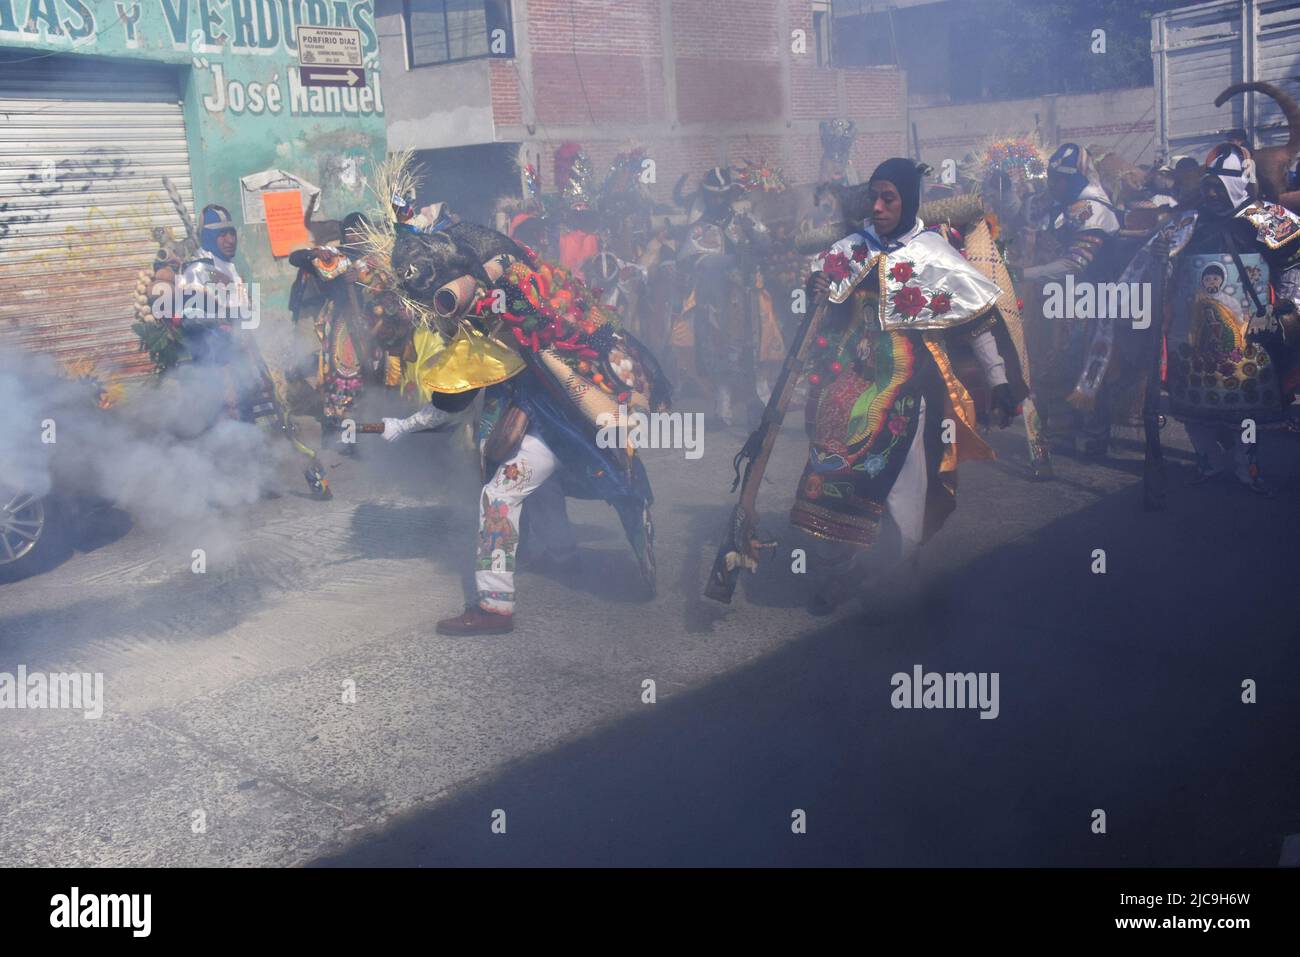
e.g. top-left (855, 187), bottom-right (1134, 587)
top-left (922, 334), bottom-right (994, 471)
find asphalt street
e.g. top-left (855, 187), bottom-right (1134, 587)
top-left (1, 404), bottom-right (1297, 867)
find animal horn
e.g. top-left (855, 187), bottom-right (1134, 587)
top-left (1214, 81), bottom-right (1300, 151)
top-left (1214, 81), bottom-right (1300, 203)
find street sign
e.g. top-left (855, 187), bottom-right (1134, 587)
top-left (296, 26), bottom-right (363, 68)
top-left (298, 66), bottom-right (367, 88)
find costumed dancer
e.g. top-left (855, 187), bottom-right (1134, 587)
top-left (176, 204), bottom-right (330, 496)
top-left (676, 166), bottom-right (771, 427)
top-left (1022, 143), bottom-right (1128, 458)
top-left (795, 159), bottom-right (1026, 612)
top-left (1124, 144), bottom-right (1300, 494)
top-left (819, 119), bottom-right (859, 187)
top-left (1212, 82), bottom-right (1300, 214)
top-left (288, 212), bottom-right (416, 452)
top-left (553, 143), bottom-right (602, 271)
top-left (177, 205), bottom-right (248, 370)
top-left (597, 146), bottom-right (655, 263)
top-left (594, 148), bottom-right (678, 369)
top-left (378, 193), bottom-right (671, 635)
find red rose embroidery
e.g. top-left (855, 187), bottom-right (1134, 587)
top-left (929, 292), bottom-right (951, 315)
top-left (850, 242), bottom-right (871, 263)
top-left (889, 261), bottom-right (914, 283)
top-left (822, 252), bottom-right (851, 282)
top-left (892, 285), bottom-right (928, 317)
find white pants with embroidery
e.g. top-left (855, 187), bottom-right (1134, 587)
top-left (476, 432), bottom-right (558, 614)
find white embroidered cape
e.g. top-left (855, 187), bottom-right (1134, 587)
top-left (814, 219), bottom-right (1002, 331)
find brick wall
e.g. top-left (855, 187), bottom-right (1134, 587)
top-left (532, 52), bottom-right (664, 125)
top-left (675, 58), bottom-right (784, 125)
top-left (527, 0), bottom-right (665, 55)
top-left (489, 59), bottom-right (523, 126)
top-left (669, 0), bottom-right (781, 59)
top-left (493, 0), bottom-right (906, 199)
top-left (844, 70), bottom-right (904, 121)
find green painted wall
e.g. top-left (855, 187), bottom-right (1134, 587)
top-left (1, 0), bottom-right (388, 317)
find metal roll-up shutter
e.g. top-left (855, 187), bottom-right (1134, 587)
top-left (0, 51), bottom-right (194, 378)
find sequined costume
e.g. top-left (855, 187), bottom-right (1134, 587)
top-left (1123, 144), bottom-right (1300, 491)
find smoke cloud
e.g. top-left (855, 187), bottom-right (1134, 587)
top-left (0, 348), bottom-right (280, 538)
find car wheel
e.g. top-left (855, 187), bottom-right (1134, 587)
top-left (0, 489), bottom-right (45, 566)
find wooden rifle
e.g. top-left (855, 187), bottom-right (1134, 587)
top-left (704, 290), bottom-right (830, 604)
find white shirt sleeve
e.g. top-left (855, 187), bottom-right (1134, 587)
top-left (971, 328), bottom-right (1008, 387)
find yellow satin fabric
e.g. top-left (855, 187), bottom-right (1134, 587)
top-left (404, 324), bottom-right (525, 402)
top-left (922, 334), bottom-right (994, 473)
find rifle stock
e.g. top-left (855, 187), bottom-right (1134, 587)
top-left (704, 292), bottom-right (830, 604)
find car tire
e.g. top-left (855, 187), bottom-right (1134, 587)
top-left (0, 490), bottom-right (71, 583)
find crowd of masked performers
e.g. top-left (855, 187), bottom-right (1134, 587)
top-left (974, 131), bottom-right (1300, 494)
top-left (134, 114), bottom-right (1300, 634)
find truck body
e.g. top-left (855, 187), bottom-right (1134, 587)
top-left (1152, 0), bottom-right (1300, 163)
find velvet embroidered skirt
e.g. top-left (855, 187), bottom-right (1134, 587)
top-left (790, 325), bottom-right (944, 547)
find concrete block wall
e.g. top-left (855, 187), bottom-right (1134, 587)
top-left (911, 86), bottom-right (1159, 175)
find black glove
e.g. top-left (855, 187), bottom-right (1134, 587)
top-left (991, 383), bottom-right (1018, 428)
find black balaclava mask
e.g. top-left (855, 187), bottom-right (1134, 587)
top-left (868, 158), bottom-right (924, 237)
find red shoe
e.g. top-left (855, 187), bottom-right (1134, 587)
top-left (436, 606), bottom-right (514, 635)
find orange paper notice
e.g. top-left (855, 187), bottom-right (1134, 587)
top-left (262, 190), bottom-right (309, 257)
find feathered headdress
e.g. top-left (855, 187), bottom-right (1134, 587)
top-left (499, 155), bottom-right (547, 220)
top-left (600, 146), bottom-right (650, 199)
top-left (354, 149), bottom-right (434, 327)
top-left (553, 142), bottom-right (595, 210)
top-left (553, 142), bottom-right (584, 191)
top-left (961, 132), bottom-right (1049, 187)
top-left (523, 162), bottom-right (542, 203)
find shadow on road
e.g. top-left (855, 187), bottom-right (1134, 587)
top-left (310, 452), bottom-right (1300, 866)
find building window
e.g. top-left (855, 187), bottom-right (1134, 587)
top-left (404, 0), bottom-right (514, 67)
top-left (813, 0), bottom-right (833, 68)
